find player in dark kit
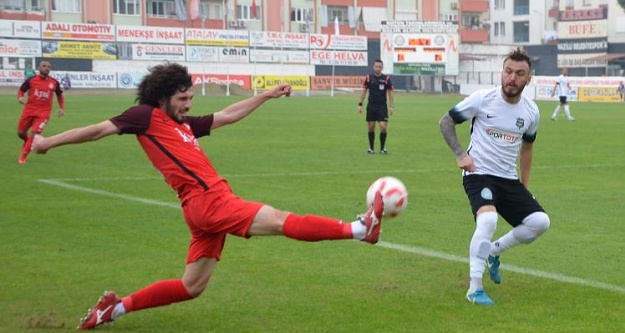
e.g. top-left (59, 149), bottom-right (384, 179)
top-left (357, 59), bottom-right (394, 154)
top-left (31, 63), bottom-right (384, 330)
top-left (16, 60), bottom-right (64, 164)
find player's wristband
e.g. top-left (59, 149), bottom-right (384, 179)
top-left (358, 102), bottom-right (363, 106)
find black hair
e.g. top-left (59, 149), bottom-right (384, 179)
top-left (503, 47), bottom-right (532, 69)
top-left (136, 62), bottom-right (193, 107)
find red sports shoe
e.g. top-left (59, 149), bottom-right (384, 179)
top-left (361, 190), bottom-right (384, 244)
top-left (77, 291), bottom-right (120, 330)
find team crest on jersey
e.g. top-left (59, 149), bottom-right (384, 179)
top-left (49, 83), bottom-right (55, 89)
top-left (516, 118), bottom-right (525, 129)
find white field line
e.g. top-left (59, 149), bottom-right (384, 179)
top-left (38, 179), bottom-right (179, 209)
top-left (376, 242), bottom-right (625, 294)
top-left (46, 163), bottom-right (625, 182)
top-left (37, 177), bottom-right (625, 295)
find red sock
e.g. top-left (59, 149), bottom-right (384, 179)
top-left (121, 279), bottom-right (193, 313)
top-left (19, 136), bottom-right (33, 160)
top-left (282, 214), bottom-right (353, 241)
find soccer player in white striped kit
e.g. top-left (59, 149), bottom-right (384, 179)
top-left (438, 48), bottom-right (551, 305)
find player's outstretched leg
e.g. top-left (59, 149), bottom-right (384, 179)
top-left (77, 291), bottom-right (121, 330)
top-left (360, 190), bottom-right (384, 244)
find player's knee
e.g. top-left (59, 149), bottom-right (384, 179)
top-left (523, 211), bottom-right (550, 234)
top-left (475, 211), bottom-right (498, 236)
top-left (183, 276), bottom-right (210, 298)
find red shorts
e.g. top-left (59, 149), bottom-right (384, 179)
top-left (17, 112), bottom-right (49, 134)
top-left (181, 180), bottom-right (264, 263)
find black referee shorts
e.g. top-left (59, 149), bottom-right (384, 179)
top-left (462, 174), bottom-right (545, 227)
top-left (559, 96), bottom-right (568, 104)
top-left (366, 104), bottom-right (388, 122)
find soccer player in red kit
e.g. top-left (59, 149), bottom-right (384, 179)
top-left (16, 60), bottom-right (64, 164)
top-left (31, 63), bottom-right (384, 330)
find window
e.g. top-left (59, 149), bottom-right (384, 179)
top-left (440, 14), bottom-right (458, 22)
top-left (513, 21), bottom-right (529, 42)
top-left (52, 0), bottom-right (80, 12)
top-left (205, 1), bottom-right (222, 20)
top-left (461, 14), bottom-right (481, 28)
top-left (494, 0), bottom-right (506, 10)
top-left (327, 6), bottom-right (348, 24)
top-left (113, 0), bottom-right (140, 15)
top-left (3, 0), bottom-right (23, 10)
top-left (494, 22), bottom-right (506, 36)
top-left (30, 0), bottom-right (43, 11)
top-left (236, 4), bottom-right (260, 20)
top-left (291, 8), bottom-right (313, 23)
top-left (147, 0), bottom-right (175, 18)
top-left (3, 0), bottom-right (41, 10)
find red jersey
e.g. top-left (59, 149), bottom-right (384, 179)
top-left (18, 75), bottom-right (64, 115)
top-left (110, 105), bottom-right (221, 203)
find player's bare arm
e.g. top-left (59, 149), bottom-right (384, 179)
top-left (31, 120), bottom-right (120, 154)
top-left (438, 114), bottom-right (475, 172)
top-left (518, 140), bottom-right (534, 187)
top-left (211, 84), bottom-right (291, 130)
top-left (388, 89), bottom-right (394, 115)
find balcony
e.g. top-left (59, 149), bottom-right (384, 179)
top-left (460, 0), bottom-right (489, 13)
top-left (460, 27), bottom-right (489, 43)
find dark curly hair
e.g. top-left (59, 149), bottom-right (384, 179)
top-left (504, 47), bottom-right (532, 69)
top-left (136, 62), bottom-right (193, 107)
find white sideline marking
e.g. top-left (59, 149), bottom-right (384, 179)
top-left (46, 163), bottom-right (625, 182)
top-left (377, 242), bottom-right (625, 294)
top-left (38, 178), bottom-right (625, 295)
top-left (38, 179), bottom-right (179, 209)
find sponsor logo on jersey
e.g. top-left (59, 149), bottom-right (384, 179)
top-left (485, 127), bottom-right (520, 144)
top-left (174, 127), bottom-right (201, 151)
top-left (33, 88), bottom-right (51, 100)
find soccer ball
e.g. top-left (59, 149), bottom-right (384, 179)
top-left (366, 176), bottom-right (408, 218)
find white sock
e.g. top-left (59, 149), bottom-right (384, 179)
top-left (551, 106), bottom-right (560, 118)
top-left (469, 278), bottom-right (483, 294)
top-left (564, 105), bottom-right (573, 119)
top-left (351, 220), bottom-right (366, 240)
top-left (491, 230), bottom-right (521, 256)
top-left (491, 212), bottom-right (550, 256)
top-left (111, 302), bottom-right (126, 320)
top-left (468, 211), bottom-right (497, 292)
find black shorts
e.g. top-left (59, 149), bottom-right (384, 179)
top-left (559, 96), bottom-right (568, 104)
top-left (366, 104), bottom-right (388, 122)
top-left (462, 174), bottom-right (545, 227)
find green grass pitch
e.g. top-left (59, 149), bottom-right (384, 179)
top-left (1, 91), bottom-right (624, 332)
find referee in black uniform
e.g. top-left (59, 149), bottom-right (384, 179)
top-left (357, 59), bottom-right (394, 154)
